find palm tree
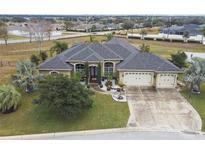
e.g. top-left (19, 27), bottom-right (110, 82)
top-left (201, 27), bottom-right (205, 44)
top-left (184, 58), bottom-right (205, 93)
top-left (12, 61), bottom-right (40, 93)
top-left (106, 33), bottom-right (113, 41)
top-left (183, 31), bottom-right (190, 43)
top-left (0, 85), bottom-right (21, 113)
top-left (140, 43), bottom-right (150, 52)
top-left (50, 41), bottom-right (68, 56)
top-left (0, 21), bottom-right (8, 45)
top-left (139, 29), bottom-right (147, 40)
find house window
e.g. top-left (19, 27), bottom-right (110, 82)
top-left (104, 62), bottom-right (113, 75)
top-left (49, 71), bottom-right (59, 75)
top-left (76, 64), bottom-right (85, 73)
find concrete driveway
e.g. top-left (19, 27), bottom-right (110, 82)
top-left (126, 87), bottom-right (202, 132)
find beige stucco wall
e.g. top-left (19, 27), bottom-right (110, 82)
top-left (102, 60), bottom-right (121, 75)
top-left (39, 70), bottom-right (72, 78)
top-left (70, 60), bottom-right (121, 76)
top-left (119, 71), bottom-right (178, 88)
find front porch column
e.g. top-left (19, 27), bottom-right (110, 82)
top-left (73, 63), bottom-right (76, 72)
top-left (113, 62), bottom-right (116, 72)
top-left (102, 61), bottom-right (104, 75)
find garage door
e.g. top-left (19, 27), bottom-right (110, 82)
top-left (156, 74), bottom-right (177, 88)
top-left (123, 72), bottom-right (153, 86)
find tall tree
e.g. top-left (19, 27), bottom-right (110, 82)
top-left (36, 74), bottom-right (93, 118)
top-left (201, 27), bottom-right (205, 44)
top-left (0, 85), bottom-right (21, 113)
top-left (12, 61), bottom-right (40, 93)
top-left (139, 29), bottom-right (147, 40)
top-left (171, 51), bottom-right (187, 68)
top-left (27, 20), bottom-right (50, 54)
top-left (184, 58), bottom-right (205, 93)
top-left (0, 22), bottom-right (8, 45)
top-left (50, 41), bottom-right (68, 56)
top-left (183, 31), bottom-right (190, 42)
top-left (122, 20), bottom-right (134, 33)
top-left (64, 21), bottom-right (74, 31)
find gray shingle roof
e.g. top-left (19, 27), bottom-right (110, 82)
top-left (39, 37), bottom-right (181, 73)
top-left (117, 52), bottom-right (182, 72)
top-left (106, 37), bottom-right (138, 53)
top-left (38, 56), bottom-right (72, 70)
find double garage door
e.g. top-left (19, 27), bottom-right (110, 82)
top-left (123, 72), bottom-right (153, 86)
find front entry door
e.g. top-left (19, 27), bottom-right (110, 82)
top-left (89, 66), bottom-right (98, 83)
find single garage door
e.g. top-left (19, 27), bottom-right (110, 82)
top-left (123, 72), bottom-right (153, 86)
top-left (156, 74), bottom-right (177, 88)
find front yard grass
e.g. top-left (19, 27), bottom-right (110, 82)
top-left (0, 91), bottom-right (129, 136)
top-left (181, 84), bottom-right (205, 131)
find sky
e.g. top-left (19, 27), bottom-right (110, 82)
top-left (0, 0), bottom-right (204, 15)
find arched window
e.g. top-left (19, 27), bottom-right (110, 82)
top-left (49, 71), bottom-right (59, 75)
top-left (104, 62), bottom-right (113, 74)
top-left (76, 64), bottom-right (85, 73)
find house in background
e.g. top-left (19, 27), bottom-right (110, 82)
top-left (39, 38), bottom-right (182, 88)
top-left (161, 24), bottom-right (204, 36)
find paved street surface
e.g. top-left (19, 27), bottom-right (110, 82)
top-left (0, 128), bottom-right (205, 140)
top-left (126, 87), bottom-right (202, 132)
top-left (0, 31), bottom-right (112, 45)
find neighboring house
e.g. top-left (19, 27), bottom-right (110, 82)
top-left (39, 38), bottom-right (182, 88)
top-left (161, 24), bottom-right (203, 36)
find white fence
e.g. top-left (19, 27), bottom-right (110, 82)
top-left (128, 33), bottom-right (205, 44)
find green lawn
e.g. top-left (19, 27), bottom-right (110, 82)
top-left (181, 84), bottom-right (205, 131)
top-left (0, 91), bottom-right (129, 136)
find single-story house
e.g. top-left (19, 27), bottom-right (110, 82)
top-left (39, 38), bottom-right (182, 88)
top-left (161, 24), bottom-right (203, 36)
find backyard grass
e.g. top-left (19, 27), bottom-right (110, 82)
top-left (128, 39), bottom-right (205, 58)
top-left (0, 91), bottom-right (129, 136)
top-left (0, 35), bottom-right (26, 41)
top-left (181, 84), bottom-right (205, 131)
top-left (0, 35), bottom-right (106, 84)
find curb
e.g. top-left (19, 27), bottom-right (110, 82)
top-left (0, 127), bottom-right (204, 140)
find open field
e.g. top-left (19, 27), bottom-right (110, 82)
top-left (0, 36), bottom-right (106, 84)
top-left (0, 35), bottom-right (27, 41)
top-left (0, 91), bottom-right (129, 136)
top-left (128, 39), bottom-right (205, 58)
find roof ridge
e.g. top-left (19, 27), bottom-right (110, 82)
top-left (83, 52), bottom-right (100, 61)
top-left (67, 44), bottom-right (90, 60)
top-left (102, 44), bottom-right (122, 59)
top-left (117, 52), bottom-right (138, 68)
top-left (87, 44), bottom-right (105, 60)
